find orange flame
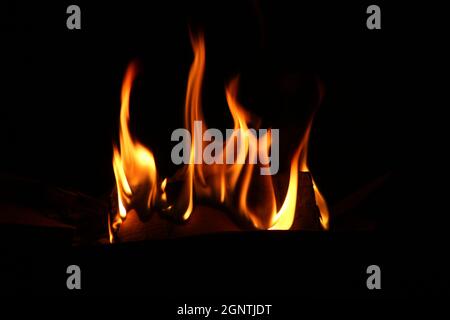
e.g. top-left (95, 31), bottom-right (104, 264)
top-left (165, 33), bottom-right (206, 221)
top-left (224, 79), bottom-right (277, 228)
top-left (167, 34), bottom-right (328, 230)
top-left (111, 62), bottom-right (158, 237)
top-left (110, 32), bottom-right (329, 240)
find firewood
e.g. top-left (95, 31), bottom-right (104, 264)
top-left (115, 205), bottom-right (240, 242)
top-left (292, 172), bottom-right (322, 231)
top-left (112, 170), bottom-right (323, 242)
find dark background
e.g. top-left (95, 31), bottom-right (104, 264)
top-left (0, 1), bottom-right (447, 297)
top-left (2, 1), bottom-right (397, 217)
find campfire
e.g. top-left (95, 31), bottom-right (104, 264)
top-left (109, 32), bottom-right (329, 243)
top-left (1, 0), bottom-right (415, 299)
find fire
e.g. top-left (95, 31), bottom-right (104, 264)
top-left (223, 79), bottom-right (277, 228)
top-left (168, 32), bottom-right (206, 221)
top-left (109, 32), bottom-right (329, 240)
top-left (111, 62), bottom-right (158, 234)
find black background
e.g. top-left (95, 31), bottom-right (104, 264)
top-left (1, 0), bottom-right (447, 299)
top-left (1, 0), bottom-right (395, 205)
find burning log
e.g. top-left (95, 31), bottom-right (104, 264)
top-left (291, 172), bottom-right (322, 231)
top-left (111, 170), bottom-right (322, 243)
top-left (115, 205), bottom-right (240, 241)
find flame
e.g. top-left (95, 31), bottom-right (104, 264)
top-left (168, 34), bottom-right (327, 230)
top-left (165, 32), bottom-right (206, 221)
top-left (111, 62), bottom-right (158, 231)
top-left (269, 139), bottom-right (303, 230)
top-left (109, 32), bottom-right (330, 240)
top-left (165, 34), bottom-right (278, 228)
top-left (224, 79), bottom-right (277, 228)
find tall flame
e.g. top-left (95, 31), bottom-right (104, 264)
top-left (166, 32), bottom-right (206, 221)
top-left (112, 62), bottom-right (158, 229)
top-left (167, 33), bottom-right (328, 230)
top-left (224, 79), bottom-right (277, 228)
